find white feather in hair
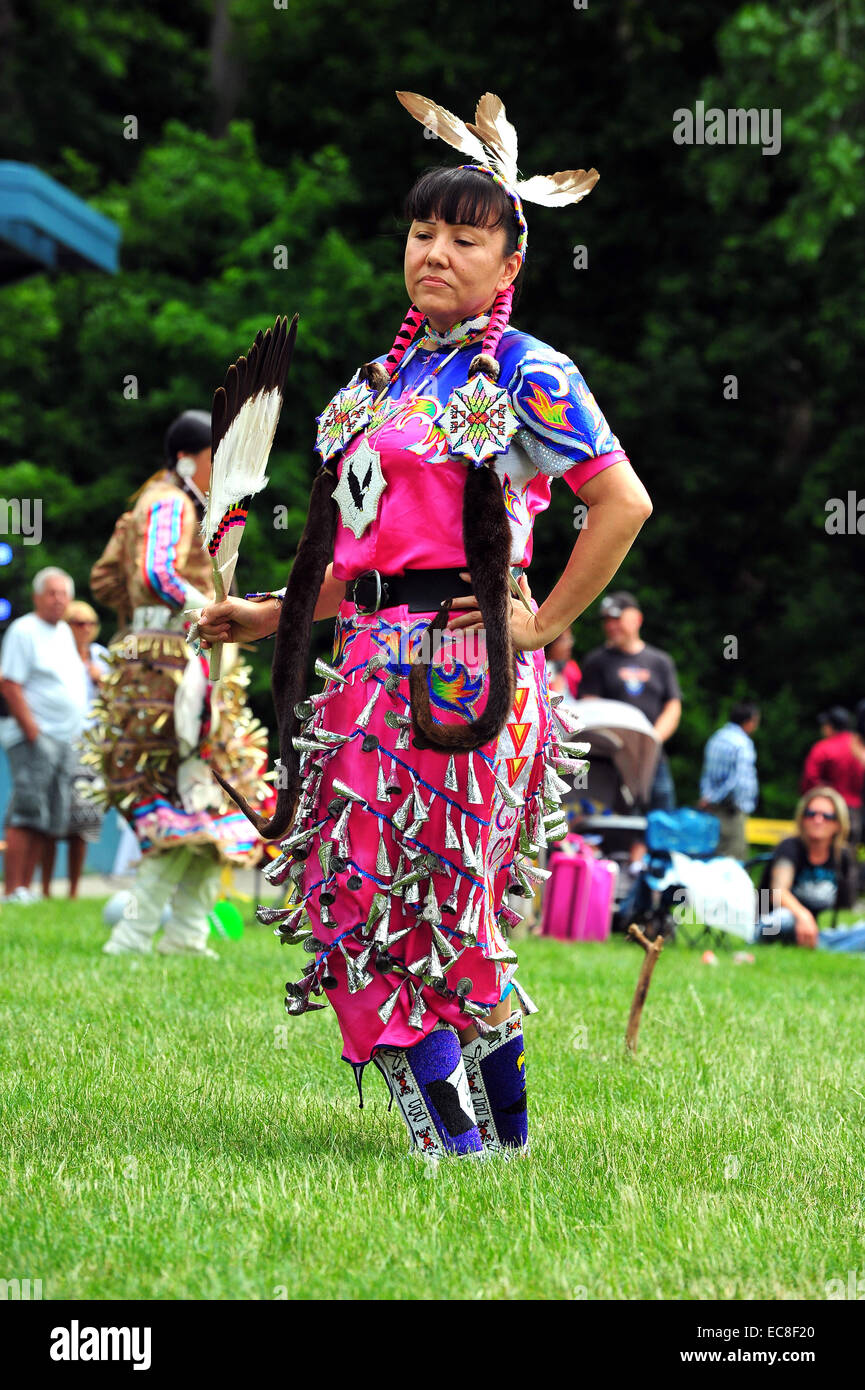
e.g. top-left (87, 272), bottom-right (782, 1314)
top-left (516, 168), bottom-right (600, 207)
top-left (397, 88), bottom-right (599, 208)
top-left (396, 91), bottom-right (487, 165)
top-left (467, 93), bottom-right (519, 186)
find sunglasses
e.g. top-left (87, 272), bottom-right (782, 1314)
top-left (803, 809), bottom-right (839, 821)
top-left (68, 619), bottom-right (97, 627)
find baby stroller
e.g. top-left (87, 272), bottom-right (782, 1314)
top-left (559, 698), bottom-right (661, 928)
top-left (618, 809), bottom-right (757, 948)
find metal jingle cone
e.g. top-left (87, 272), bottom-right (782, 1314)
top-left (544, 766), bottom-right (571, 799)
top-left (256, 903), bottom-right (303, 927)
top-left (376, 754), bottom-right (388, 802)
top-left (430, 921), bottom-right (458, 962)
top-left (549, 690), bottom-right (565, 707)
top-left (318, 842), bottom-right (333, 879)
top-left (361, 651), bottom-right (389, 681)
top-left (292, 736), bottom-right (331, 755)
top-left (519, 821), bottom-right (532, 856)
top-left (404, 879), bottom-right (421, 905)
top-left (460, 817), bottom-right (479, 872)
top-left (510, 866), bottom-right (535, 900)
top-left (553, 703), bottom-right (582, 736)
top-left (384, 673), bottom-right (401, 694)
top-left (342, 948), bottom-right (372, 995)
top-left (396, 726), bottom-right (410, 751)
top-left (386, 922), bottom-right (413, 947)
top-left (466, 750), bottom-right (483, 804)
top-left (376, 824), bottom-right (394, 879)
top-left (392, 792), bottom-right (414, 833)
top-left (331, 777), bottom-right (366, 806)
top-left (263, 853), bottom-right (291, 885)
top-left (407, 981), bottom-right (428, 1030)
top-left (356, 942), bottom-right (376, 974)
top-left (319, 903), bottom-right (337, 930)
top-left (288, 859), bottom-right (307, 885)
top-left (421, 879), bottom-right (441, 926)
top-left (557, 739), bottom-right (592, 758)
top-left (373, 902), bottom-right (393, 946)
top-left (545, 818), bottom-right (569, 842)
top-left (377, 978), bottom-right (406, 1026)
top-left (551, 756), bottom-right (587, 776)
top-left (356, 683), bottom-right (383, 729)
top-left (285, 823), bottom-right (318, 853)
top-left (406, 954), bottom-right (431, 976)
top-left (438, 882), bottom-right (460, 917)
top-left (444, 753), bottom-right (458, 792)
top-left (444, 803), bottom-right (460, 851)
top-left (455, 888), bottom-right (478, 936)
top-left (492, 767), bottom-right (523, 810)
top-left (315, 657), bottom-right (347, 687)
top-left (519, 856), bottom-right (552, 885)
top-left (316, 728), bottom-right (351, 747)
top-left (460, 997), bottom-right (492, 1020)
top-left (330, 802), bottom-right (352, 853)
top-left (384, 710), bottom-right (411, 731)
top-left (386, 757), bottom-right (402, 795)
top-left (412, 785), bottom-right (430, 824)
top-left (391, 866), bottom-right (428, 892)
top-left (294, 699), bottom-right (315, 721)
top-left (303, 935), bottom-right (328, 954)
top-left (320, 957), bottom-right (338, 991)
top-left (426, 943), bottom-right (444, 982)
top-left (366, 892), bottom-right (389, 933)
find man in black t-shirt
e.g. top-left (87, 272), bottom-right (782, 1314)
top-left (579, 590), bottom-right (682, 811)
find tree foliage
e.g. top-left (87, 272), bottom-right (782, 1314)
top-left (1, 0), bottom-right (862, 813)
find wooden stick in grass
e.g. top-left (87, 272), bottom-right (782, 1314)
top-left (625, 922), bottom-right (664, 1055)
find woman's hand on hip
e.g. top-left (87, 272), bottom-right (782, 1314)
top-left (446, 572), bottom-right (547, 651)
top-left (196, 595), bottom-right (280, 647)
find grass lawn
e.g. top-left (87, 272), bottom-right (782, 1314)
top-left (1, 894), bottom-right (864, 1301)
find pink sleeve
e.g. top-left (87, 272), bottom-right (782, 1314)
top-left (562, 448), bottom-right (629, 497)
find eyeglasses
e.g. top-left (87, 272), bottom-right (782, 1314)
top-left (803, 809), bottom-right (839, 821)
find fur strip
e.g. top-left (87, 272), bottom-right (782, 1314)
top-left (212, 467), bottom-right (338, 836)
top-left (409, 464), bottom-right (515, 752)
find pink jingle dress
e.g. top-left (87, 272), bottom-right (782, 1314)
top-left (261, 317), bottom-right (629, 1067)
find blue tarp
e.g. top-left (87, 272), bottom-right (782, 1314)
top-left (0, 161), bottom-right (121, 281)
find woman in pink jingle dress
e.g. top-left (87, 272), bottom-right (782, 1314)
top-left (199, 103), bottom-right (652, 1159)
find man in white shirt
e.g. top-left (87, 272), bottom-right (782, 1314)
top-left (1, 568), bottom-right (88, 902)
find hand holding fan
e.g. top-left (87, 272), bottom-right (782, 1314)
top-left (203, 314), bottom-right (298, 679)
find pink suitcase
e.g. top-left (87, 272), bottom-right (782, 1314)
top-left (540, 834), bottom-right (616, 942)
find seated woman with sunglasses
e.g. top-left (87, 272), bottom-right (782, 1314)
top-left (755, 786), bottom-right (860, 948)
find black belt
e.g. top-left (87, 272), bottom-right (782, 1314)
top-left (350, 568), bottom-right (474, 614)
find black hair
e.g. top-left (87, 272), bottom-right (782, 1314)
top-left (164, 409), bottom-right (212, 465)
top-left (730, 700), bottom-right (760, 726)
top-left (404, 166), bottom-right (524, 296)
